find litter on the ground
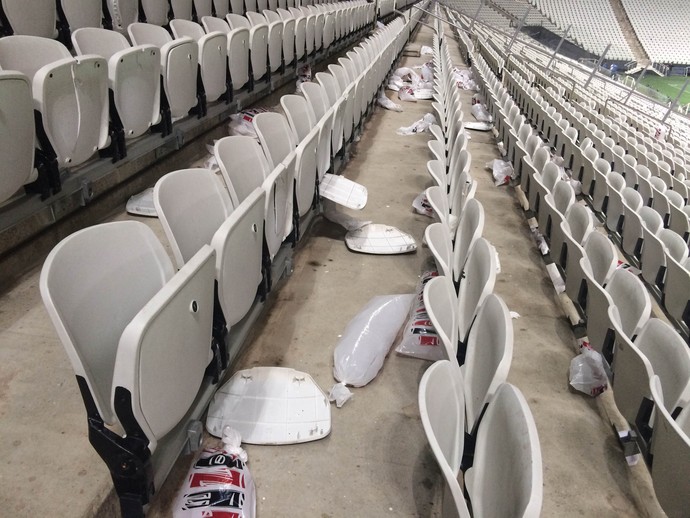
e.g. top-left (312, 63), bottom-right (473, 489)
top-left (295, 64), bottom-right (312, 93)
top-left (228, 108), bottom-right (270, 139)
top-left (486, 159), bottom-right (515, 186)
top-left (172, 430), bottom-right (256, 518)
top-left (395, 270), bottom-right (446, 361)
top-left (569, 346), bottom-right (609, 397)
top-left (471, 103), bottom-right (492, 122)
top-left (345, 223), bottom-right (417, 254)
top-left (206, 366), bottom-right (331, 445)
top-left (322, 200), bottom-right (371, 230)
top-left (396, 113), bottom-right (437, 135)
top-left (320, 173), bottom-right (368, 209)
top-left (398, 86), bottom-right (417, 102)
top-left (377, 92), bottom-right (403, 112)
top-left (333, 294), bottom-right (414, 391)
top-left (412, 191), bottom-right (434, 217)
top-left (465, 121), bottom-right (493, 131)
top-left (420, 45), bottom-right (434, 56)
top-left (126, 188), bottom-right (157, 217)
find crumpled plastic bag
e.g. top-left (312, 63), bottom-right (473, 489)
top-left (569, 346), bottom-right (609, 397)
top-left (172, 426), bottom-right (255, 518)
top-left (486, 159), bottom-right (515, 186)
top-left (419, 62), bottom-right (434, 82)
top-left (333, 294), bottom-right (415, 388)
top-left (387, 74), bottom-right (404, 91)
top-left (412, 191), bottom-right (434, 217)
top-left (471, 103), bottom-right (492, 123)
top-left (393, 67), bottom-right (421, 87)
top-left (295, 64), bottom-right (312, 93)
top-left (328, 383), bottom-right (353, 408)
top-left (399, 86), bottom-right (417, 102)
top-left (322, 200), bottom-right (371, 231)
top-left (228, 108), bottom-right (269, 139)
top-left (396, 113), bottom-right (437, 135)
top-left (420, 45), bottom-right (434, 56)
top-left (377, 93), bottom-right (403, 112)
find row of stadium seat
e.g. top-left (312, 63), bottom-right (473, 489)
top-left (464, 15), bottom-right (690, 514)
top-left (0, 1), bottom-right (375, 204)
top-left (38, 10), bottom-right (423, 516)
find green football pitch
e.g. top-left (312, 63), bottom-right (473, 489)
top-left (638, 75), bottom-right (690, 106)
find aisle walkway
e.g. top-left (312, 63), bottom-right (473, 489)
top-left (0, 17), bottom-right (655, 518)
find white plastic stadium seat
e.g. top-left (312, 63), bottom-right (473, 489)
top-left (418, 360), bottom-right (472, 518)
top-left (40, 220), bottom-right (216, 516)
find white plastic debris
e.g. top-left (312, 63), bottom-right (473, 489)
top-left (126, 188), bottom-right (157, 217)
top-left (345, 224), bottom-right (417, 254)
top-left (333, 294), bottom-right (414, 388)
top-left (486, 159), bottom-right (515, 186)
top-left (510, 311), bottom-right (521, 319)
top-left (398, 86), bottom-right (417, 102)
top-left (396, 113), bottom-right (437, 135)
top-left (471, 103), bottom-right (492, 122)
top-left (319, 173), bottom-right (368, 209)
top-left (222, 426), bottom-right (248, 463)
top-left (413, 88), bottom-right (434, 100)
top-left (420, 45), bottom-right (434, 56)
top-left (496, 141), bottom-right (507, 156)
top-left (206, 367), bottom-right (331, 444)
top-left (465, 121), bottom-right (493, 131)
top-left (228, 108), bottom-right (269, 139)
top-left (387, 74), bottom-right (404, 91)
top-left (530, 227), bottom-right (550, 255)
top-left (295, 64), bottom-right (312, 93)
top-left (569, 346), bottom-right (608, 397)
top-left (419, 62), bottom-right (434, 82)
top-left (328, 383), bottom-right (353, 407)
top-left (412, 191), bottom-right (434, 217)
top-left (322, 200), bottom-right (371, 230)
top-left (377, 93), bottom-right (403, 112)
top-left (393, 67), bottom-right (421, 86)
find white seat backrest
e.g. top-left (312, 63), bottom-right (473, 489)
top-left (215, 136), bottom-right (271, 205)
top-left (170, 0), bottom-right (194, 20)
top-left (1, 0), bottom-right (57, 38)
top-left (246, 11), bottom-right (267, 25)
top-left (583, 232), bottom-right (617, 287)
top-left (60, 0), bottom-right (102, 30)
top-left (194, 0), bottom-right (213, 18)
top-left (212, 188), bottom-right (266, 326)
top-left (425, 223), bottom-right (453, 279)
top-left (0, 71), bottom-right (35, 204)
top-left (464, 383), bottom-right (543, 517)
top-left (253, 112), bottom-right (297, 168)
top-left (154, 168), bottom-right (235, 268)
top-left (301, 81), bottom-right (329, 122)
top-left (214, 0), bottom-right (230, 16)
top-left (202, 15), bottom-right (231, 33)
top-left (641, 206), bottom-right (664, 235)
top-left (280, 94), bottom-right (315, 141)
top-left (458, 237), bottom-right (496, 341)
top-left (453, 197), bottom-right (484, 284)
top-left (141, 0), bottom-right (170, 25)
top-left (606, 268), bottom-right (651, 339)
top-left (462, 294), bottom-right (513, 434)
top-left (649, 375), bottom-right (690, 518)
top-left (128, 22), bottom-right (174, 48)
top-left (541, 162), bottom-right (561, 192)
top-left (40, 221), bottom-right (175, 426)
top-left (170, 18), bottom-right (207, 41)
top-left (105, 0), bottom-right (139, 32)
top-left (660, 228), bottom-right (689, 263)
top-left (637, 319), bottom-right (690, 417)
top-left (113, 243), bottom-right (215, 451)
top-left (227, 13), bottom-right (251, 29)
top-left (564, 204), bottom-right (593, 244)
top-left (418, 360), bottom-right (471, 518)
top-left (423, 275), bottom-right (458, 359)
top-left (0, 35), bottom-right (71, 80)
top-left (72, 27), bottom-right (130, 60)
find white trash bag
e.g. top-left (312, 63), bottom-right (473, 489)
top-left (569, 346), bottom-right (608, 397)
top-left (228, 108), bottom-right (269, 139)
top-left (420, 45), bottom-right (434, 56)
top-left (172, 426), bottom-right (255, 518)
top-left (470, 103), bottom-right (492, 123)
top-left (398, 86), bottom-right (417, 102)
top-left (377, 93), bottom-right (403, 112)
top-left (396, 113), bottom-right (437, 136)
top-left (486, 159), bottom-right (515, 186)
top-left (332, 294), bottom-right (414, 392)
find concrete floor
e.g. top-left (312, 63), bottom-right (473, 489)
top-left (0, 20), bottom-right (661, 518)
